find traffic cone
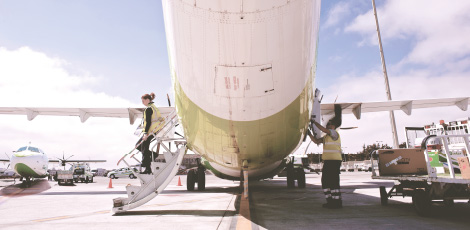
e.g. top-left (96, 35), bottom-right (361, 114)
top-left (108, 178), bottom-right (113, 189)
top-left (177, 176), bottom-right (182, 186)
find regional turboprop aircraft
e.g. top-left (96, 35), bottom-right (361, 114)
top-left (0, 0), bottom-right (469, 208)
top-left (0, 144), bottom-right (106, 187)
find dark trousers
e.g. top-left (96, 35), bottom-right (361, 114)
top-left (136, 136), bottom-right (154, 169)
top-left (322, 160), bottom-right (342, 201)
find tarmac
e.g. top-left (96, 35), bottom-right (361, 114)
top-left (0, 172), bottom-right (469, 230)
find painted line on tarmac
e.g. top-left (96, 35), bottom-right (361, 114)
top-left (236, 196), bottom-right (252, 230)
top-left (33, 216), bottom-right (73, 222)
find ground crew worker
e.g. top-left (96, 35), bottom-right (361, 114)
top-left (308, 104), bottom-right (343, 209)
top-left (136, 92), bottom-right (164, 174)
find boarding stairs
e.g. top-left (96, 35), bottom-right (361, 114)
top-left (112, 108), bottom-right (186, 213)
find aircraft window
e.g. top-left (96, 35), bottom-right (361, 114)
top-left (29, 147), bottom-right (40, 152)
top-left (17, 147), bottom-right (27, 152)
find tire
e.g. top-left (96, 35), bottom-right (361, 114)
top-left (197, 168), bottom-right (206, 191)
top-left (380, 186), bottom-right (388, 206)
top-left (412, 189), bottom-right (432, 216)
top-left (286, 165), bottom-right (295, 188)
top-left (187, 169), bottom-right (196, 191)
top-left (85, 177), bottom-right (89, 183)
top-left (297, 169), bottom-right (306, 188)
top-left (129, 174), bottom-right (135, 179)
top-left (443, 199), bottom-right (454, 206)
top-left (90, 176), bottom-right (94, 183)
top-left (110, 174), bottom-right (115, 179)
top-left (74, 179), bottom-right (78, 183)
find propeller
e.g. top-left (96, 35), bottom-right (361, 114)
top-left (55, 152), bottom-right (75, 168)
top-left (4, 152), bottom-right (10, 169)
top-left (167, 94), bottom-right (171, 107)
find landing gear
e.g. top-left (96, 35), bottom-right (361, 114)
top-left (197, 168), bottom-right (206, 191)
top-left (287, 164), bottom-right (295, 188)
top-left (22, 177), bottom-right (31, 188)
top-left (286, 161), bottom-right (306, 188)
top-left (296, 168), bottom-right (306, 188)
top-left (187, 169), bottom-right (195, 191)
top-left (186, 159), bottom-right (206, 191)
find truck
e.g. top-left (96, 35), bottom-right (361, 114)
top-left (57, 170), bottom-right (74, 185)
top-left (72, 162), bottom-right (94, 183)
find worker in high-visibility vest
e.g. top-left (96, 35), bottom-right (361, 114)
top-left (308, 104), bottom-right (343, 209)
top-left (136, 92), bottom-right (164, 174)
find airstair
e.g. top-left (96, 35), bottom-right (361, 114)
top-left (112, 108), bottom-right (186, 213)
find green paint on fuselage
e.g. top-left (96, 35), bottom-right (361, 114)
top-left (174, 77), bottom-right (313, 175)
top-left (15, 163), bottom-right (41, 178)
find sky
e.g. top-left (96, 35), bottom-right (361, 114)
top-left (1, 0), bottom-right (470, 169)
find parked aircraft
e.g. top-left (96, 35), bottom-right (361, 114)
top-left (0, 0), bottom-right (469, 192)
top-left (0, 144), bottom-right (105, 187)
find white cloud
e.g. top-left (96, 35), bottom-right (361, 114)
top-left (0, 47), bottom-right (142, 169)
top-left (323, 2), bottom-right (352, 28)
top-left (345, 0), bottom-right (470, 66)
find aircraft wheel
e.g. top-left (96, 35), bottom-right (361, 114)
top-left (129, 174), bottom-right (135, 179)
top-left (90, 176), bottom-right (94, 183)
top-left (85, 177), bottom-right (89, 183)
top-left (380, 186), bottom-right (388, 206)
top-left (20, 176), bottom-right (23, 181)
top-left (110, 174), bottom-right (115, 179)
top-left (286, 165), bottom-right (295, 188)
top-left (187, 169), bottom-right (196, 191)
top-left (412, 189), bottom-right (432, 216)
top-left (297, 169), bottom-right (306, 188)
top-left (74, 179), bottom-right (78, 183)
top-left (197, 168), bottom-right (206, 191)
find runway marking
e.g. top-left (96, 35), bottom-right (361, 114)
top-left (236, 197), bottom-right (252, 230)
top-left (33, 215), bottom-right (73, 222)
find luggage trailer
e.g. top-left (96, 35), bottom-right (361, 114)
top-left (370, 134), bottom-right (470, 216)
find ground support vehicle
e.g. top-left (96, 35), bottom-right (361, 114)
top-left (371, 134), bottom-right (470, 216)
top-left (107, 167), bottom-right (136, 179)
top-left (57, 170), bottom-right (74, 185)
top-left (72, 163), bottom-right (94, 183)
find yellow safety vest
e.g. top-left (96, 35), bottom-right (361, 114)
top-left (322, 131), bottom-right (342, 161)
top-left (143, 103), bottom-right (164, 134)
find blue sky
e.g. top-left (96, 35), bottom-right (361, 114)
top-left (1, 0), bottom-right (470, 168)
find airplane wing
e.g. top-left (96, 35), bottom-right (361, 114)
top-left (321, 97), bottom-right (469, 120)
top-left (0, 107), bottom-right (175, 125)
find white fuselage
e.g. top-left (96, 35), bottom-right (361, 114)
top-left (10, 147), bottom-right (49, 178)
top-left (162, 0), bottom-right (321, 179)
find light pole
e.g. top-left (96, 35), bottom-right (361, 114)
top-left (372, 0), bottom-right (399, 149)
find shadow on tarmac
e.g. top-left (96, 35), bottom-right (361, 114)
top-left (0, 179), bottom-right (51, 197)
top-left (244, 176), bottom-right (470, 229)
top-left (113, 209), bottom-right (236, 216)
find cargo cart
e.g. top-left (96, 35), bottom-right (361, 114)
top-left (371, 134), bottom-right (470, 216)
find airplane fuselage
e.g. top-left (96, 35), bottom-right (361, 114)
top-left (10, 146), bottom-right (48, 178)
top-left (162, 0), bottom-right (321, 179)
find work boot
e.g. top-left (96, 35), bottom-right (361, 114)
top-left (329, 199), bottom-right (343, 209)
top-left (322, 198), bottom-right (333, 208)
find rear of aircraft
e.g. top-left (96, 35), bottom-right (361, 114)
top-left (162, 0), bottom-right (321, 179)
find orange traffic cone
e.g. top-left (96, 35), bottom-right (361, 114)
top-left (108, 178), bottom-right (113, 189)
top-left (177, 176), bottom-right (182, 186)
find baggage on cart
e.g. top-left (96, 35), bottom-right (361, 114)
top-left (371, 134), bottom-right (470, 216)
